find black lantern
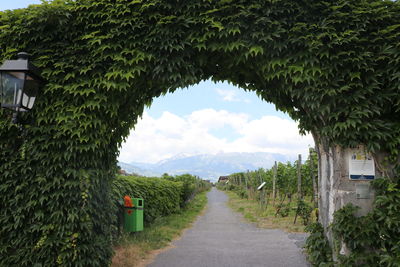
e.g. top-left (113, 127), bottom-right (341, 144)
top-left (0, 52), bottom-right (44, 122)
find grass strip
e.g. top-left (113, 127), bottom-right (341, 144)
top-left (111, 190), bottom-right (209, 267)
top-left (225, 191), bottom-right (315, 233)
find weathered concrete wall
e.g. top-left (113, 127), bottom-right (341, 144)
top-left (316, 143), bottom-right (376, 256)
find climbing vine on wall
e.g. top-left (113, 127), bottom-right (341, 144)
top-left (306, 177), bottom-right (400, 266)
top-left (332, 178), bottom-right (400, 266)
top-left (0, 0), bottom-right (399, 266)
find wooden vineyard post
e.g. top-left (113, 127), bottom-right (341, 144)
top-left (297, 154), bottom-right (302, 200)
top-left (245, 170), bottom-right (248, 189)
top-left (310, 149), bottom-right (318, 208)
top-left (258, 172), bottom-right (263, 208)
top-left (257, 171), bottom-right (266, 210)
top-left (294, 154), bottom-right (302, 224)
top-left (261, 186), bottom-right (266, 210)
top-left (273, 161), bottom-right (277, 204)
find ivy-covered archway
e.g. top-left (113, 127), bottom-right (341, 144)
top-left (1, 0), bottom-right (399, 266)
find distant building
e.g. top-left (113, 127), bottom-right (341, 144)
top-left (118, 169), bottom-right (129, 176)
top-left (218, 176), bottom-right (229, 183)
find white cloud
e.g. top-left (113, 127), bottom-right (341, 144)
top-left (216, 88), bottom-right (252, 103)
top-left (226, 116), bottom-right (313, 155)
top-left (216, 88), bottom-right (238, 101)
top-left (118, 109), bottom-right (315, 163)
top-left (188, 109), bottom-right (248, 131)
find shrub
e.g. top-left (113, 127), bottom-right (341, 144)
top-left (297, 200), bottom-right (313, 226)
top-left (305, 223), bottom-right (333, 265)
top-left (275, 203), bottom-right (290, 217)
top-left (236, 188), bottom-right (248, 199)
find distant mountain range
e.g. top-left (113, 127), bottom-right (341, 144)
top-left (118, 152), bottom-right (295, 182)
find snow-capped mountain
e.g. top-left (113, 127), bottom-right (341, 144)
top-left (118, 152), bottom-right (294, 182)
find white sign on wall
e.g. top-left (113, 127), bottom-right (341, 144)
top-left (349, 150), bottom-right (375, 180)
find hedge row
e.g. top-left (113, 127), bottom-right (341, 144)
top-left (162, 173), bottom-right (211, 206)
top-left (112, 176), bottom-right (183, 224)
top-left (111, 174), bottom-right (211, 238)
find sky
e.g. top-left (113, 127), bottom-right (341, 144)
top-left (0, 0), bottom-right (42, 11)
top-left (120, 81), bottom-right (314, 163)
top-left (2, 1), bottom-right (315, 164)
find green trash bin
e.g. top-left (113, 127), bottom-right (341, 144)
top-left (123, 197), bottom-right (144, 232)
top-left (132, 198), bottom-right (144, 232)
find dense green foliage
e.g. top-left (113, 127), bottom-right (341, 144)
top-left (0, 0), bottom-right (399, 266)
top-left (161, 173), bottom-right (210, 206)
top-left (306, 178), bottom-right (400, 266)
top-left (305, 222), bottom-right (334, 266)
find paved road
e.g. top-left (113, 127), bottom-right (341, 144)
top-left (148, 188), bottom-right (310, 267)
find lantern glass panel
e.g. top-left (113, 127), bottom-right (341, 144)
top-left (22, 75), bottom-right (39, 110)
top-left (1, 71), bottom-right (25, 111)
